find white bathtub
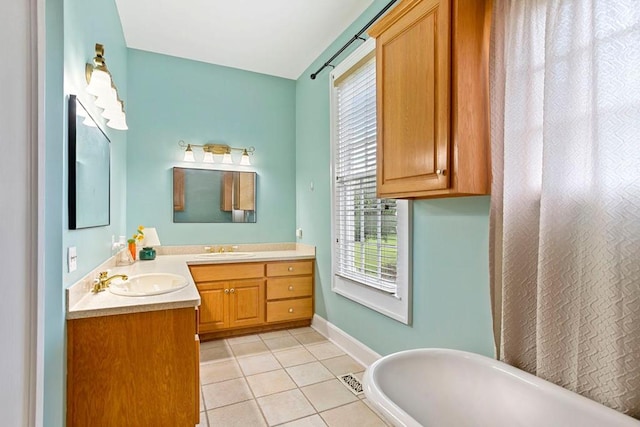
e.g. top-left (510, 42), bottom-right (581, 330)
top-left (363, 348), bottom-right (640, 427)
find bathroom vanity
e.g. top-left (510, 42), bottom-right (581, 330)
top-left (65, 243), bottom-right (314, 426)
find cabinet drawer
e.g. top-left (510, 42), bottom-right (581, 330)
top-left (267, 277), bottom-right (313, 300)
top-left (189, 263), bottom-right (264, 282)
top-left (266, 298), bottom-right (313, 323)
top-left (266, 260), bottom-right (313, 277)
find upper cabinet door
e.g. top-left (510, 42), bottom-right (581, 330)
top-left (369, 0), bottom-right (491, 199)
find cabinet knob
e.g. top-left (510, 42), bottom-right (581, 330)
top-left (230, 288), bottom-right (235, 293)
top-left (224, 289), bottom-right (229, 294)
top-left (436, 169), bottom-right (446, 175)
top-left (288, 308), bottom-right (294, 313)
top-left (288, 266), bottom-right (294, 272)
top-left (288, 285), bottom-right (294, 291)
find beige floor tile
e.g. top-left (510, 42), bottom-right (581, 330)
top-left (200, 343), bottom-right (235, 363)
top-left (246, 369), bottom-right (297, 397)
top-left (286, 361), bottom-right (334, 387)
top-left (273, 347), bottom-right (317, 368)
top-left (202, 378), bottom-right (253, 410)
top-left (277, 414), bottom-right (328, 427)
top-left (200, 338), bottom-right (228, 349)
top-left (294, 331), bottom-right (327, 345)
top-left (226, 334), bottom-right (262, 344)
top-left (305, 342), bottom-right (344, 360)
top-left (320, 401), bottom-right (387, 427)
top-left (264, 335), bottom-right (303, 351)
top-left (207, 400), bottom-right (267, 427)
top-left (257, 389), bottom-right (316, 426)
top-left (196, 411), bottom-right (208, 427)
top-left (321, 355), bottom-right (365, 376)
top-left (200, 359), bottom-right (243, 385)
top-left (259, 329), bottom-right (292, 340)
top-left (362, 399), bottom-right (394, 426)
top-left (301, 379), bottom-right (358, 412)
top-left (288, 327), bottom-right (316, 335)
top-left (231, 340), bottom-right (270, 358)
top-left (238, 353), bottom-right (282, 376)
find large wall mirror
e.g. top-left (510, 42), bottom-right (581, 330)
top-left (173, 167), bottom-right (257, 223)
top-left (68, 95), bottom-right (110, 229)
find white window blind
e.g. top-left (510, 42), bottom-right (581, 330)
top-left (333, 52), bottom-right (399, 294)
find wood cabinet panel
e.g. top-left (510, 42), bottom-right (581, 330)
top-left (190, 262), bottom-right (264, 282)
top-left (199, 283), bottom-right (228, 332)
top-left (267, 298), bottom-right (314, 323)
top-left (67, 308), bottom-right (197, 427)
top-left (267, 276), bottom-right (313, 300)
top-left (229, 279), bottom-right (265, 328)
top-left (368, 0), bottom-right (490, 199)
top-left (266, 260), bottom-right (314, 277)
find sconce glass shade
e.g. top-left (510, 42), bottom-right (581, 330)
top-left (95, 88), bottom-right (118, 110)
top-left (183, 145), bottom-right (195, 162)
top-left (101, 101), bottom-right (123, 120)
top-left (222, 151), bottom-right (233, 164)
top-left (203, 151), bottom-right (214, 163)
top-left (86, 69), bottom-right (112, 97)
top-left (240, 149), bottom-right (251, 166)
top-left (106, 115), bottom-right (128, 130)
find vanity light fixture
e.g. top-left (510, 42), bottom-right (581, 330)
top-left (85, 43), bottom-right (128, 131)
top-left (178, 140), bottom-right (255, 166)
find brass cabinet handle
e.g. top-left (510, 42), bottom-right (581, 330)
top-left (288, 285), bottom-right (294, 291)
top-left (288, 266), bottom-right (294, 272)
top-left (224, 289), bottom-right (229, 294)
top-left (288, 308), bottom-right (294, 313)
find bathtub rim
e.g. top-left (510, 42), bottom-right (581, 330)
top-left (363, 348), bottom-right (640, 427)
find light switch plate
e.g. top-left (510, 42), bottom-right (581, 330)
top-left (68, 247), bottom-right (77, 272)
top-left (296, 228), bottom-right (303, 238)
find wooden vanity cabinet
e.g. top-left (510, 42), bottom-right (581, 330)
top-left (368, 0), bottom-right (491, 199)
top-left (66, 307), bottom-right (200, 426)
top-left (190, 259), bottom-right (314, 339)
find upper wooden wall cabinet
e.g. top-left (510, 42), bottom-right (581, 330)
top-left (368, 0), bottom-right (491, 199)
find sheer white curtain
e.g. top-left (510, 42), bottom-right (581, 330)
top-left (490, 0), bottom-right (640, 417)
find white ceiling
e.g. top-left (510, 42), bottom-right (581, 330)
top-left (115, 0), bottom-right (375, 80)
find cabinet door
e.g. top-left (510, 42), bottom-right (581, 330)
top-left (229, 279), bottom-right (265, 328)
top-left (371, 0), bottom-right (451, 197)
top-left (199, 282), bottom-right (229, 332)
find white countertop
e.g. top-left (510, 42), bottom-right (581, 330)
top-left (66, 244), bottom-right (315, 320)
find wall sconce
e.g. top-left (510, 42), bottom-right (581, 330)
top-left (178, 140), bottom-right (255, 166)
top-left (85, 43), bottom-right (128, 131)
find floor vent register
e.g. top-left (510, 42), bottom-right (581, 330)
top-left (338, 373), bottom-right (364, 396)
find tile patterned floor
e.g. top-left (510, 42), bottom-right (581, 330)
top-left (197, 327), bottom-right (391, 427)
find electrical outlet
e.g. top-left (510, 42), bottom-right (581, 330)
top-left (296, 228), bottom-right (303, 239)
top-left (68, 247), bottom-right (77, 272)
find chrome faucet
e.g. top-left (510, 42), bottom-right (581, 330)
top-left (92, 271), bottom-right (128, 293)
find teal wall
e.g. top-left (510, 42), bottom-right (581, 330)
top-left (126, 49), bottom-right (296, 245)
top-left (45, 0), bottom-right (127, 425)
top-left (295, 0), bottom-right (494, 357)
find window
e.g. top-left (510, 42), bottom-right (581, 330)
top-left (330, 38), bottom-right (412, 324)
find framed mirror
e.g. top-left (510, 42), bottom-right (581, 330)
top-left (173, 167), bottom-right (256, 223)
top-left (68, 95), bottom-right (111, 229)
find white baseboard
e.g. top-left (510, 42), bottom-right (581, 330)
top-left (311, 314), bottom-right (381, 367)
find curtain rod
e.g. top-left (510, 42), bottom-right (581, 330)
top-left (309, 0), bottom-right (398, 80)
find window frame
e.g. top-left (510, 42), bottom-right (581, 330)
top-left (329, 38), bottom-right (413, 325)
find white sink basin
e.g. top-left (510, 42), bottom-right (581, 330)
top-left (109, 273), bottom-right (188, 297)
top-left (194, 252), bottom-right (255, 260)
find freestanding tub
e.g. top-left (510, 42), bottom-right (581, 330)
top-left (363, 348), bottom-right (640, 427)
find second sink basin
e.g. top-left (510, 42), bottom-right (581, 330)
top-left (109, 273), bottom-right (188, 297)
top-left (195, 252), bottom-right (255, 260)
